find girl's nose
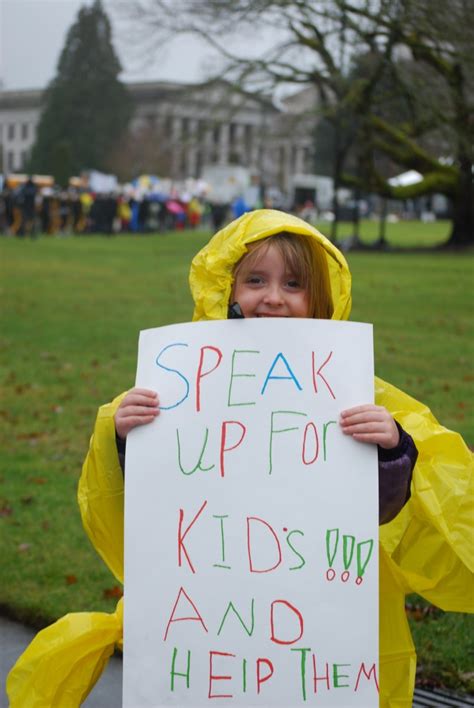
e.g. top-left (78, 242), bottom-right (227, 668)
top-left (263, 284), bottom-right (284, 305)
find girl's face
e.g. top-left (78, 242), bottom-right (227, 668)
top-left (232, 243), bottom-right (310, 318)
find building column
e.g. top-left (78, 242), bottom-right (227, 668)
top-left (218, 123), bottom-right (230, 165)
top-left (186, 119), bottom-right (199, 177)
top-left (171, 116), bottom-right (183, 178)
top-left (202, 125), bottom-right (214, 166)
top-left (249, 125), bottom-right (260, 168)
top-left (234, 123), bottom-right (245, 164)
top-left (294, 144), bottom-right (305, 174)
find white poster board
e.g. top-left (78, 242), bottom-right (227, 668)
top-left (124, 319), bottom-right (379, 707)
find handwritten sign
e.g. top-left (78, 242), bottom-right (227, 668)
top-left (123, 319), bottom-right (378, 707)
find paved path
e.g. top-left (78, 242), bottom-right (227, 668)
top-left (0, 616), bottom-right (122, 707)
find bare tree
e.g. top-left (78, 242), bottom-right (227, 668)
top-left (114, 0), bottom-right (473, 245)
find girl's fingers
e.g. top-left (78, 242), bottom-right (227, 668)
top-left (129, 388), bottom-right (158, 396)
top-left (340, 409), bottom-right (387, 424)
top-left (117, 405), bottom-right (160, 419)
top-left (339, 403), bottom-right (399, 449)
top-left (123, 414), bottom-right (156, 428)
top-left (340, 404), bottom-right (382, 417)
top-left (121, 393), bottom-right (159, 409)
top-left (351, 432), bottom-right (391, 444)
top-left (341, 422), bottom-right (387, 434)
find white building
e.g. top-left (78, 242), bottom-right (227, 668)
top-left (0, 89), bottom-right (40, 174)
top-left (0, 80), bottom-right (317, 191)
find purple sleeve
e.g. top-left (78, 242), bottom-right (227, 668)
top-left (378, 422), bottom-right (418, 525)
top-left (116, 434), bottom-right (126, 474)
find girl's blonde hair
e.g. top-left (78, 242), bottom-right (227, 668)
top-left (232, 232), bottom-right (334, 319)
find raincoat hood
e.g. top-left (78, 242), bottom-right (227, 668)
top-left (190, 209), bottom-right (352, 322)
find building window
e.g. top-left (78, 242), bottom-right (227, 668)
top-left (8, 124), bottom-right (15, 141)
top-left (7, 151), bottom-right (15, 171)
top-left (21, 123), bottom-right (29, 141)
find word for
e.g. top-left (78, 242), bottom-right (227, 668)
top-left (156, 343), bottom-right (336, 411)
top-left (168, 646), bottom-right (378, 700)
top-left (325, 529), bottom-right (374, 585)
top-left (175, 412), bottom-right (338, 477)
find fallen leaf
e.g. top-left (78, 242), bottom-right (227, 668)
top-left (65, 575), bottom-right (78, 585)
top-left (103, 586), bottom-right (123, 600)
top-left (15, 384), bottom-right (31, 394)
top-left (29, 477), bottom-right (47, 485)
top-left (18, 543), bottom-right (31, 553)
top-left (0, 504), bottom-right (13, 517)
top-left (16, 432), bottom-right (43, 441)
top-left (21, 495), bottom-right (35, 505)
top-left (41, 520), bottom-right (50, 531)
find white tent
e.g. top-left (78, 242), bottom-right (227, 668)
top-left (388, 170), bottom-right (423, 187)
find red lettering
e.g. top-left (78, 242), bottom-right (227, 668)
top-left (196, 346), bottom-right (223, 412)
top-left (256, 658), bottom-right (274, 694)
top-left (219, 421), bottom-right (247, 477)
top-left (178, 500), bottom-right (207, 573)
top-left (247, 517), bottom-right (282, 573)
top-left (302, 422), bottom-right (319, 464)
top-left (354, 662), bottom-right (379, 692)
top-left (270, 599), bottom-right (304, 645)
top-left (312, 655), bottom-right (330, 692)
top-left (163, 586), bottom-right (208, 641)
top-left (312, 351), bottom-right (335, 399)
top-left (208, 651), bottom-right (235, 699)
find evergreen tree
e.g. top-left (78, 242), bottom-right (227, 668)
top-left (29, 0), bottom-right (131, 184)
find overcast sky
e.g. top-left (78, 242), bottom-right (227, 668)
top-left (0, 0), bottom-right (219, 90)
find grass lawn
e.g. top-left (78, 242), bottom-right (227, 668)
top-left (1, 219), bottom-right (472, 690)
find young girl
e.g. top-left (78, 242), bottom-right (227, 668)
top-left (8, 210), bottom-right (472, 708)
top-left (115, 230), bottom-right (416, 526)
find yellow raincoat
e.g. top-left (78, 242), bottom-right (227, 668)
top-left (7, 209), bottom-right (473, 707)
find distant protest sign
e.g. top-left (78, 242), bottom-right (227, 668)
top-left (123, 319), bottom-right (378, 707)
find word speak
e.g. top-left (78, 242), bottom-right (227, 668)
top-left (155, 343), bottom-right (337, 411)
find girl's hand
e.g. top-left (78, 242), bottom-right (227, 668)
top-left (115, 388), bottom-right (160, 440)
top-left (339, 404), bottom-right (399, 449)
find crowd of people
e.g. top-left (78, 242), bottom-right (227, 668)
top-left (0, 174), bottom-right (273, 237)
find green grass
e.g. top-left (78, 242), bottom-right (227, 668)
top-left (317, 216), bottom-right (451, 248)
top-left (0, 221), bottom-right (472, 690)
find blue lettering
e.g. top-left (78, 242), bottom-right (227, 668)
top-left (155, 342), bottom-right (190, 409)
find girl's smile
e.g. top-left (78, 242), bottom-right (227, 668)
top-left (232, 243), bottom-right (310, 319)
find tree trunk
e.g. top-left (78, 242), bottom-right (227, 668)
top-left (445, 158), bottom-right (473, 247)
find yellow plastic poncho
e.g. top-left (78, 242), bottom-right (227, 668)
top-left (7, 209), bottom-right (473, 707)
